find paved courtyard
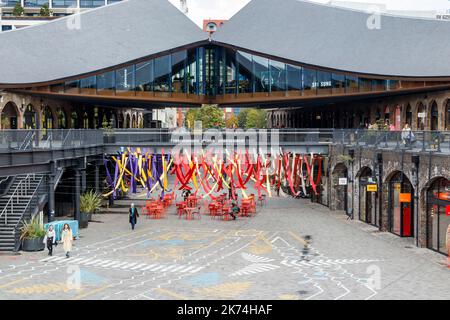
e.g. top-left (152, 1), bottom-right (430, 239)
top-left (0, 194), bottom-right (448, 300)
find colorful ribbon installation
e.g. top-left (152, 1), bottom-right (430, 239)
top-left (103, 149), bottom-right (324, 200)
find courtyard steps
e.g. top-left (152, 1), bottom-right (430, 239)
top-left (0, 174), bottom-right (45, 252)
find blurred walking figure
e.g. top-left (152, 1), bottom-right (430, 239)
top-left (300, 235), bottom-right (313, 261)
top-left (61, 224), bottom-right (73, 258)
top-left (43, 225), bottom-right (56, 256)
top-left (129, 203), bottom-right (139, 230)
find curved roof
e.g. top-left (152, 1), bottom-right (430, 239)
top-left (0, 0), bottom-right (207, 85)
top-left (212, 0), bottom-right (450, 78)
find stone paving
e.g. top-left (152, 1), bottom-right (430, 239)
top-left (0, 194), bottom-right (448, 300)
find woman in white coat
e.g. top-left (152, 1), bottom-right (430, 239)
top-left (61, 224), bottom-right (73, 258)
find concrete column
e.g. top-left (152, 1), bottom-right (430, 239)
top-left (48, 173), bottom-right (55, 223)
top-left (95, 162), bottom-right (100, 193)
top-left (81, 169), bottom-right (86, 193)
top-left (74, 170), bottom-right (81, 222)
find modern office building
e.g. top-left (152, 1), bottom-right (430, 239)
top-left (0, 0), bottom-right (449, 254)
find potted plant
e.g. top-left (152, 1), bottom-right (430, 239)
top-left (20, 216), bottom-right (46, 252)
top-left (80, 190), bottom-right (102, 228)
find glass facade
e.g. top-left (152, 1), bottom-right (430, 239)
top-left (46, 45), bottom-right (436, 101)
top-left (427, 178), bottom-right (450, 255)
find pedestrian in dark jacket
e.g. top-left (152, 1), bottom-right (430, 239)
top-left (129, 203), bottom-right (139, 230)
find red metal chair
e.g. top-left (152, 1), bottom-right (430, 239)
top-left (240, 202), bottom-right (251, 217)
top-left (222, 206), bottom-right (232, 221)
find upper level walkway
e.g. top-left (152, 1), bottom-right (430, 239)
top-left (333, 129), bottom-right (450, 154)
top-left (0, 128), bottom-right (448, 175)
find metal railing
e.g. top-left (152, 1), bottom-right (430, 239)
top-left (1, 129), bottom-right (449, 153)
top-left (333, 129), bottom-right (450, 153)
top-left (0, 129), bottom-right (104, 152)
top-left (0, 174), bottom-right (35, 224)
top-left (108, 128), bottom-right (335, 146)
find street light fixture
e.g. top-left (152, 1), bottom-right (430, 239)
top-left (412, 155), bottom-right (420, 247)
top-left (348, 149), bottom-right (355, 220)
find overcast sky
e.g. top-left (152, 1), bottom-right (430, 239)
top-left (168, 0), bottom-right (450, 26)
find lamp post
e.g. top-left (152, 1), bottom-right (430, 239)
top-left (377, 153), bottom-right (383, 230)
top-left (412, 155), bottom-right (420, 247)
top-left (348, 149), bottom-right (355, 220)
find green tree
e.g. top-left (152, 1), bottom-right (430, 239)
top-left (196, 105), bottom-right (225, 129)
top-left (237, 108), bottom-right (267, 129)
top-left (39, 4), bottom-right (53, 16)
top-left (225, 114), bottom-right (238, 129)
top-left (185, 109), bottom-right (199, 129)
top-left (13, 3), bottom-right (25, 16)
top-left (245, 109), bottom-right (267, 128)
top-left (237, 109), bottom-right (250, 128)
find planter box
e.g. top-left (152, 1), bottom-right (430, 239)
top-left (22, 237), bottom-right (45, 252)
top-left (79, 213), bottom-right (92, 229)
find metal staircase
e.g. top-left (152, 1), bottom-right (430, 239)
top-left (0, 174), bottom-right (46, 252)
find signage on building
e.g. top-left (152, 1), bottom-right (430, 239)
top-left (418, 112), bottom-right (426, 118)
top-left (446, 205), bottom-right (450, 216)
top-left (399, 193), bottom-right (411, 203)
top-left (311, 81), bottom-right (332, 88)
top-left (338, 178), bottom-right (348, 186)
top-left (367, 184), bottom-right (378, 192)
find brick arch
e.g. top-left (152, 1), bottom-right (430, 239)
top-left (428, 99), bottom-right (439, 131)
top-left (330, 162), bottom-right (348, 211)
top-left (356, 166), bottom-right (373, 179)
top-left (332, 162), bottom-right (348, 175)
top-left (384, 169), bottom-right (413, 185)
top-left (0, 101), bottom-right (20, 129)
top-left (415, 100), bottom-right (427, 130)
top-left (443, 98), bottom-right (450, 130)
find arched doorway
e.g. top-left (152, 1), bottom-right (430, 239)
top-left (332, 163), bottom-right (348, 214)
top-left (57, 108), bottom-right (67, 129)
top-left (388, 171), bottom-right (414, 237)
top-left (426, 177), bottom-right (450, 255)
top-left (416, 102), bottom-right (426, 130)
top-left (132, 114), bottom-right (137, 128)
top-left (111, 112), bottom-right (118, 128)
top-left (405, 104), bottom-right (412, 127)
top-left (445, 100), bottom-right (450, 130)
top-left (358, 167), bottom-right (377, 225)
top-left (1, 102), bottom-right (19, 129)
top-left (70, 111), bottom-right (79, 129)
top-left (430, 101), bottom-right (438, 131)
top-left (23, 104), bottom-right (37, 129)
top-left (394, 105), bottom-right (401, 130)
top-left (42, 106), bottom-right (54, 131)
top-left (118, 113), bottom-right (125, 128)
top-left (83, 112), bottom-right (89, 129)
top-left (384, 105), bottom-right (390, 123)
top-left (126, 114), bottom-right (131, 128)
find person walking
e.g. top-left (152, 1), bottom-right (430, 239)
top-left (60, 224), bottom-right (73, 258)
top-left (129, 203), bottom-right (139, 230)
top-left (401, 123), bottom-right (415, 146)
top-left (230, 200), bottom-right (240, 220)
top-left (43, 225), bottom-right (56, 256)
